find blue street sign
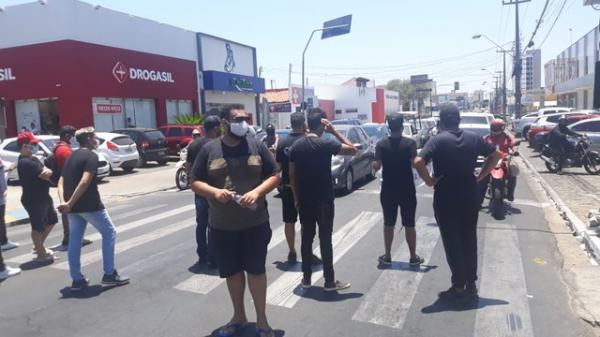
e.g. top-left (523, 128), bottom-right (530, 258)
top-left (321, 15), bottom-right (352, 40)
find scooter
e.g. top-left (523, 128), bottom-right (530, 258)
top-left (541, 135), bottom-right (600, 175)
top-left (175, 148), bottom-right (190, 190)
top-left (488, 150), bottom-right (519, 219)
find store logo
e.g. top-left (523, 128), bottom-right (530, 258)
top-left (0, 68), bottom-right (16, 82)
top-left (112, 61), bottom-right (175, 84)
top-left (224, 43), bottom-right (236, 73)
top-left (231, 77), bottom-right (254, 92)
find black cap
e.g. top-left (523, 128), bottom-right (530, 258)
top-left (204, 115), bottom-right (221, 132)
top-left (439, 104), bottom-right (460, 127)
top-left (386, 112), bottom-right (404, 131)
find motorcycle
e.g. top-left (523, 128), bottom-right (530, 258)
top-left (488, 148), bottom-right (519, 219)
top-left (541, 135), bottom-right (600, 175)
top-left (175, 148), bottom-right (190, 190)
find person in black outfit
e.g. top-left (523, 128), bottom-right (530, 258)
top-left (262, 124), bottom-right (279, 154)
top-left (373, 113), bottom-right (424, 266)
top-left (289, 108), bottom-right (357, 291)
top-left (547, 117), bottom-right (582, 172)
top-left (414, 105), bottom-right (501, 301)
top-left (187, 116), bottom-right (221, 268)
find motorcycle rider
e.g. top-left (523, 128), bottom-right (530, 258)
top-left (261, 124), bottom-right (279, 154)
top-left (547, 117), bottom-right (582, 172)
top-left (478, 119), bottom-right (518, 205)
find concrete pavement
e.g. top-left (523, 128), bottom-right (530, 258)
top-left (0, 166), bottom-right (597, 337)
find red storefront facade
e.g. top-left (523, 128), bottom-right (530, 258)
top-left (0, 40), bottom-right (199, 137)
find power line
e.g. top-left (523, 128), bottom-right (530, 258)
top-left (523, 0), bottom-right (551, 51)
top-left (539, 0), bottom-right (569, 48)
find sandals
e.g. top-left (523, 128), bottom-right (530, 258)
top-left (256, 327), bottom-right (275, 337)
top-left (218, 322), bottom-right (248, 337)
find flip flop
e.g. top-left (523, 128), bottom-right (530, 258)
top-left (218, 322), bottom-right (248, 337)
top-left (256, 327), bottom-right (275, 337)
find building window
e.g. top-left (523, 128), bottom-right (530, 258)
top-left (335, 109), bottom-right (342, 115)
top-left (585, 56), bottom-right (589, 75)
top-left (584, 90), bottom-right (589, 109)
top-left (345, 108), bottom-right (358, 113)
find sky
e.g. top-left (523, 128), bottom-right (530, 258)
top-left (2, 0), bottom-right (599, 94)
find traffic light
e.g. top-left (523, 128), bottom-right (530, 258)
top-left (454, 81), bottom-right (460, 91)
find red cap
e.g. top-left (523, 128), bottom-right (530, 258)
top-left (17, 131), bottom-right (41, 146)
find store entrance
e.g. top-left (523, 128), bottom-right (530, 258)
top-left (15, 98), bottom-right (60, 135)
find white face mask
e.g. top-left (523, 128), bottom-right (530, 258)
top-left (230, 121), bottom-right (249, 137)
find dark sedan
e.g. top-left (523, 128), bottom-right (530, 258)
top-left (328, 125), bottom-right (375, 193)
top-left (112, 128), bottom-right (169, 166)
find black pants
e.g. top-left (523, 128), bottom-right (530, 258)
top-left (0, 249), bottom-right (4, 272)
top-left (434, 188), bottom-right (479, 288)
top-left (299, 203), bottom-right (334, 283)
top-left (0, 204), bottom-right (6, 246)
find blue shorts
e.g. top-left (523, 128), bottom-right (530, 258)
top-left (210, 222), bottom-right (272, 278)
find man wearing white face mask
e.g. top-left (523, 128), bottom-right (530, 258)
top-left (191, 104), bottom-right (280, 337)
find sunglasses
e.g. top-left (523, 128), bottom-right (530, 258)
top-left (229, 116), bottom-right (250, 123)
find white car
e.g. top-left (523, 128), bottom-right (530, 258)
top-left (0, 135), bottom-right (110, 182)
top-left (95, 132), bottom-right (140, 173)
top-left (512, 107), bottom-right (572, 138)
top-left (458, 112), bottom-right (492, 139)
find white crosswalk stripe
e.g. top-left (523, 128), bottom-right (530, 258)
top-left (53, 217), bottom-right (195, 270)
top-left (352, 217), bottom-right (439, 329)
top-left (266, 211), bottom-right (382, 308)
top-left (474, 223), bottom-right (534, 337)
top-left (6, 205), bottom-right (194, 264)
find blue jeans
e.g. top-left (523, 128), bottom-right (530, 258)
top-left (67, 210), bottom-right (116, 281)
top-left (195, 195), bottom-right (209, 259)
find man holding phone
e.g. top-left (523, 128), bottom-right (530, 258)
top-left (289, 108), bottom-right (357, 291)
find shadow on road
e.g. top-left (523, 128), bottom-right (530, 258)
top-left (187, 263), bottom-right (219, 276)
top-left (204, 323), bottom-right (285, 337)
top-left (58, 284), bottom-right (122, 299)
top-left (293, 285), bottom-right (363, 303)
top-left (272, 260), bottom-right (323, 272)
top-left (421, 296), bottom-right (508, 313)
top-left (377, 262), bottom-right (438, 273)
top-left (19, 260), bottom-right (55, 271)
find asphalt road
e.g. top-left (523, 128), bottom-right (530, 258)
top-left (0, 172), bottom-right (595, 337)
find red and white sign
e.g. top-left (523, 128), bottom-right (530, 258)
top-left (112, 61), bottom-right (175, 84)
top-left (96, 104), bottom-right (123, 113)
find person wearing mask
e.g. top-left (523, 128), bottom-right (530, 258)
top-left (289, 108), bottom-right (357, 291)
top-left (478, 119), bottom-right (519, 206)
top-left (191, 104), bottom-right (279, 337)
top-left (52, 125), bottom-right (93, 251)
top-left (548, 117), bottom-right (582, 173)
top-left (372, 113), bottom-right (424, 266)
top-left (186, 116), bottom-right (221, 269)
top-left (0, 160), bottom-right (19, 252)
top-left (17, 132), bottom-right (57, 263)
top-left (414, 105), bottom-right (501, 301)
top-left (261, 124), bottom-right (279, 155)
top-left (58, 127), bottom-right (130, 292)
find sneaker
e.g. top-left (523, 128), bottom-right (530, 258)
top-left (301, 278), bottom-right (311, 289)
top-left (438, 286), bottom-right (466, 301)
top-left (207, 259), bottom-right (218, 270)
top-left (378, 254), bottom-right (392, 265)
top-left (287, 251), bottom-right (298, 264)
top-left (71, 278), bottom-right (90, 292)
top-left (409, 255), bottom-right (425, 266)
top-left (0, 266), bottom-right (22, 280)
top-left (465, 283), bottom-right (479, 299)
top-left (34, 253), bottom-right (56, 263)
top-left (324, 280), bottom-right (351, 292)
top-left (311, 254), bottom-right (322, 265)
top-left (101, 271), bottom-right (130, 286)
top-left (82, 238), bottom-right (93, 247)
top-left (50, 244), bottom-right (68, 252)
top-left (1, 241), bottom-right (20, 251)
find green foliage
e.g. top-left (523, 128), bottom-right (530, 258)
top-left (173, 114), bottom-right (204, 125)
top-left (386, 79), bottom-right (430, 111)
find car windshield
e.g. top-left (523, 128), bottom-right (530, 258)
top-left (42, 139), bottom-right (59, 151)
top-left (145, 131), bottom-right (165, 140)
top-left (362, 126), bottom-right (382, 138)
top-left (461, 116), bottom-right (489, 125)
top-left (461, 127), bottom-right (489, 138)
top-left (323, 130), bottom-right (346, 143)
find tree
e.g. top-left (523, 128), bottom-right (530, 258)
top-left (386, 79), bottom-right (416, 111)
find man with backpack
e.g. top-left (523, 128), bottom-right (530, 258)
top-left (52, 126), bottom-right (93, 251)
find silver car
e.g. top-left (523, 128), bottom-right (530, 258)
top-left (569, 118), bottom-right (600, 152)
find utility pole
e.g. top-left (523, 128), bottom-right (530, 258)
top-left (503, 0), bottom-right (530, 119)
top-left (494, 76), bottom-right (500, 115)
top-left (498, 50), bottom-right (508, 120)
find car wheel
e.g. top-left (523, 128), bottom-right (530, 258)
top-left (342, 169), bottom-right (354, 194)
top-left (123, 166), bottom-right (134, 173)
top-left (138, 155), bottom-right (147, 167)
top-left (157, 160), bottom-right (168, 166)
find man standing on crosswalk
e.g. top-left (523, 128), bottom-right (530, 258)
top-left (414, 105), bottom-right (501, 301)
top-left (289, 108), bottom-right (357, 291)
top-left (191, 104), bottom-right (280, 337)
top-left (58, 127), bottom-right (130, 292)
top-left (373, 112), bottom-right (424, 267)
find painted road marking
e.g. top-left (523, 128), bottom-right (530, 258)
top-left (53, 218), bottom-right (194, 270)
top-left (266, 211), bottom-right (382, 308)
top-left (352, 217), bottom-right (438, 329)
top-left (473, 223), bottom-right (534, 337)
top-left (174, 223), bottom-right (292, 295)
top-left (7, 205), bottom-right (195, 264)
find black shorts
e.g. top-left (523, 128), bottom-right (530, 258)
top-left (23, 198), bottom-right (58, 233)
top-left (210, 222), bottom-right (272, 278)
top-left (380, 189), bottom-right (417, 228)
top-left (280, 186), bottom-right (298, 223)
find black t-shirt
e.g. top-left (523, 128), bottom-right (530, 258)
top-left (419, 128), bottom-right (495, 190)
top-left (192, 137), bottom-right (278, 230)
top-left (186, 137), bottom-right (214, 165)
top-left (375, 136), bottom-right (417, 193)
top-left (289, 136), bottom-right (342, 205)
top-left (18, 155), bottom-right (50, 205)
top-left (61, 148), bottom-right (104, 213)
top-left (275, 132), bottom-right (304, 186)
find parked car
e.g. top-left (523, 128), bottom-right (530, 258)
top-left (95, 132), bottom-right (140, 173)
top-left (458, 112), bottom-right (492, 139)
top-left (112, 128), bottom-right (169, 166)
top-left (569, 117), bottom-right (600, 152)
top-left (158, 125), bottom-right (203, 156)
top-left (331, 119), bottom-right (362, 126)
top-left (513, 107), bottom-right (571, 139)
top-left (362, 123), bottom-right (390, 144)
top-left (0, 135), bottom-right (110, 182)
top-left (528, 112), bottom-right (595, 150)
top-left (415, 118), bottom-right (438, 148)
top-left (328, 125), bottom-right (375, 193)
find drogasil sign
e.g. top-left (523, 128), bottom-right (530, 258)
top-left (112, 62), bottom-right (175, 84)
top-left (0, 68), bottom-right (16, 82)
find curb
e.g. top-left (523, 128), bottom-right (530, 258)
top-left (518, 154), bottom-right (600, 264)
top-left (7, 217), bottom-right (29, 227)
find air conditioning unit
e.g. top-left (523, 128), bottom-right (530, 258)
top-left (584, 0), bottom-right (600, 5)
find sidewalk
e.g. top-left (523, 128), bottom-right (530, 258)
top-left (5, 164), bottom-right (177, 226)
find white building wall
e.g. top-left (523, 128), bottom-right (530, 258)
top-left (204, 92), bottom-right (257, 120)
top-left (199, 35), bottom-right (255, 77)
top-left (315, 85), bottom-right (376, 123)
top-left (0, 0), bottom-right (198, 61)
top-left (384, 90), bottom-right (400, 114)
